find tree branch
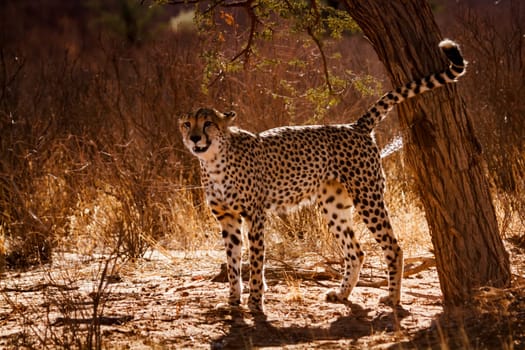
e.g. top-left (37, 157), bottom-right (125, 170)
top-left (230, 0), bottom-right (259, 66)
top-left (307, 27), bottom-right (333, 94)
top-left (158, 0), bottom-right (250, 9)
top-left (307, 0), bottom-right (334, 94)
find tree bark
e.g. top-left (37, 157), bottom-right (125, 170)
top-left (343, 0), bottom-right (511, 308)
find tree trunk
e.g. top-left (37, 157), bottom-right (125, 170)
top-left (343, 0), bottom-right (511, 308)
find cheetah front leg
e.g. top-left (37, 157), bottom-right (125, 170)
top-left (319, 181), bottom-right (365, 303)
top-left (244, 212), bottom-right (267, 313)
top-left (217, 214), bottom-right (244, 307)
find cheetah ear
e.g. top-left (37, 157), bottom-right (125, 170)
top-left (222, 111), bottom-right (236, 123)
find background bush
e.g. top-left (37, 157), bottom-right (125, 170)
top-left (0, 0), bottom-right (523, 266)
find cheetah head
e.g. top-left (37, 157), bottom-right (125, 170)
top-left (179, 108), bottom-right (236, 159)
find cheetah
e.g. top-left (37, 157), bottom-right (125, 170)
top-left (179, 40), bottom-right (466, 312)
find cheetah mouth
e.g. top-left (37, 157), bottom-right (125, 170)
top-left (193, 145), bottom-right (210, 153)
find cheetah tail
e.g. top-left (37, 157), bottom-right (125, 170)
top-left (356, 39), bottom-right (467, 132)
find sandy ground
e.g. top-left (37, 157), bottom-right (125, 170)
top-left (1, 247), bottom-right (524, 349)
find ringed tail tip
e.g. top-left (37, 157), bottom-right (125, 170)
top-left (438, 39), bottom-right (458, 50)
top-left (439, 39), bottom-right (466, 69)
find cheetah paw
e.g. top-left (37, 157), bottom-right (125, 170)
top-left (227, 296), bottom-right (241, 306)
top-left (379, 294), bottom-right (400, 307)
top-left (325, 290), bottom-right (348, 303)
top-left (215, 302), bottom-right (236, 310)
top-left (247, 299), bottom-right (265, 314)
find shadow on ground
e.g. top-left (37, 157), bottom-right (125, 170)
top-left (208, 303), bottom-right (410, 349)
top-left (393, 306), bottom-right (525, 350)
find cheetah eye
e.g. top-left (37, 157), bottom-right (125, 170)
top-left (203, 121), bottom-right (213, 129)
top-left (182, 122), bottom-right (191, 129)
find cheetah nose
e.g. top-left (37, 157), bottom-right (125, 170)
top-left (190, 135), bottom-right (201, 144)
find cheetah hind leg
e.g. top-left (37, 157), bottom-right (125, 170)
top-left (318, 181), bottom-right (365, 303)
top-left (354, 195), bottom-right (403, 306)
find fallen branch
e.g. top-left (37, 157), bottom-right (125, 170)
top-left (358, 257), bottom-right (437, 288)
top-left (2, 283), bottom-right (79, 293)
top-left (403, 257), bottom-right (436, 278)
top-left (211, 256), bottom-right (436, 289)
top-left (172, 281), bottom-right (209, 293)
top-left (53, 315), bottom-right (133, 327)
top-left (212, 262), bottom-right (341, 283)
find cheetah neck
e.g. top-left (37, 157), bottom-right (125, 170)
top-left (199, 129), bottom-right (258, 183)
top-left (198, 138), bottom-right (231, 179)
top-left (193, 129), bottom-right (236, 165)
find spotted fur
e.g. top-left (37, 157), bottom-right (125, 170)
top-left (179, 40), bottom-right (466, 312)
